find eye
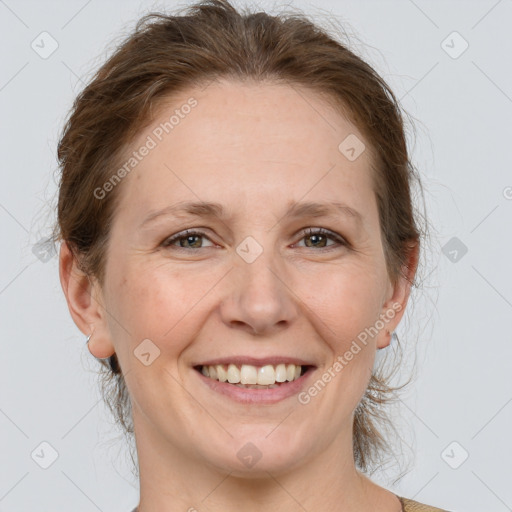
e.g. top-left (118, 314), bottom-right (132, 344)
top-left (161, 230), bottom-right (215, 250)
top-left (295, 228), bottom-right (347, 249)
top-left (161, 227), bottom-right (347, 251)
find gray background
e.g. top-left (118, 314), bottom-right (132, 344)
top-left (1, 0), bottom-right (511, 511)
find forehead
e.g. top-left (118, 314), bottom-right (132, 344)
top-left (115, 79), bottom-right (375, 218)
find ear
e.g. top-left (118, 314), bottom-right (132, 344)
top-left (58, 241), bottom-right (115, 359)
top-left (376, 240), bottom-right (419, 349)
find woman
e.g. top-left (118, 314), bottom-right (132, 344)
top-left (54, 0), bottom-right (449, 510)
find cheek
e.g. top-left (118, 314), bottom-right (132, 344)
top-left (109, 262), bottom-right (213, 350)
top-left (303, 263), bottom-right (384, 404)
top-left (305, 263), bottom-right (385, 342)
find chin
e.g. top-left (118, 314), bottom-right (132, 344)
top-left (197, 428), bottom-right (313, 477)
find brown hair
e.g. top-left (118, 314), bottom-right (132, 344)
top-left (53, 0), bottom-right (424, 475)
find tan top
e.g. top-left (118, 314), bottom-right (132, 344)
top-left (398, 495), bottom-right (451, 511)
top-left (131, 495), bottom-right (451, 511)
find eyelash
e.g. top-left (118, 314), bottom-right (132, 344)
top-left (161, 227), bottom-right (347, 251)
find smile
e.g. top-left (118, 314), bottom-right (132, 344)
top-left (193, 358), bottom-right (317, 404)
top-left (197, 363), bottom-right (307, 387)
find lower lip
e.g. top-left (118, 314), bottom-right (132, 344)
top-left (194, 368), bottom-right (316, 404)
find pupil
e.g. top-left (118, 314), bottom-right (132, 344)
top-left (183, 235), bottom-right (200, 248)
top-left (307, 234), bottom-right (325, 247)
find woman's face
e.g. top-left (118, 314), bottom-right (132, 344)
top-left (81, 79), bottom-right (411, 475)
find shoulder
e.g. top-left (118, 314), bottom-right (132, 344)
top-left (398, 496), bottom-right (453, 512)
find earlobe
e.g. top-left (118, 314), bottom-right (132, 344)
top-left (85, 328), bottom-right (116, 359)
top-left (58, 241), bottom-right (115, 358)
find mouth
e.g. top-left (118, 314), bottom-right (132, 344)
top-left (194, 362), bottom-right (313, 387)
top-left (193, 360), bottom-right (317, 404)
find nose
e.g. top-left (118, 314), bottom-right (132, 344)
top-left (219, 248), bottom-right (299, 336)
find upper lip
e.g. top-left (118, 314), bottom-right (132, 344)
top-left (194, 356), bottom-right (317, 367)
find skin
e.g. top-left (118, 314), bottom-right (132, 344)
top-left (60, 79), bottom-right (418, 512)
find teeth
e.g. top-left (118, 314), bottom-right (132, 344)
top-left (241, 364), bottom-right (258, 384)
top-left (200, 363), bottom-right (305, 385)
top-left (227, 364), bottom-right (241, 383)
top-left (216, 365), bottom-right (228, 382)
top-left (235, 383), bottom-right (280, 389)
top-left (286, 364), bottom-right (295, 381)
top-left (275, 363), bottom-right (287, 382)
top-left (257, 365), bottom-right (275, 385)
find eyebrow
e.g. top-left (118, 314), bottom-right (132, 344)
top-left (139, 200), bottom-right (363, 228)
